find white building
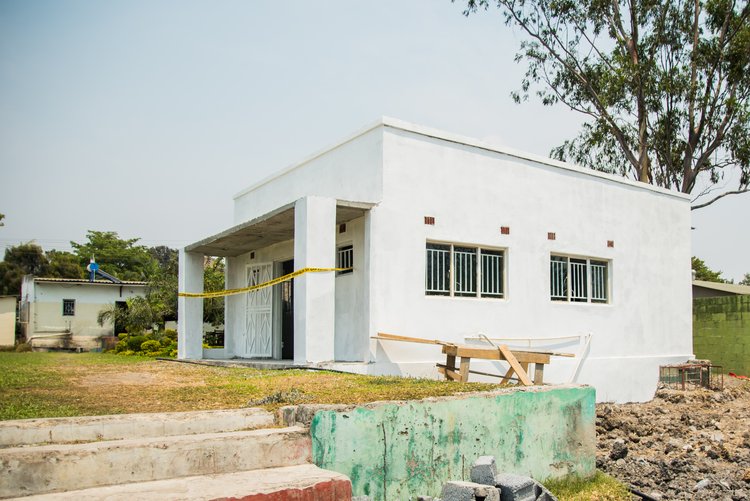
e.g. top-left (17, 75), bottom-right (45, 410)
top-left (20, 276), bottom-right (148, 351)
top-left (0, 296), bottom-right (16, 347)
top-left (179, 118), bottom-right (693, 402)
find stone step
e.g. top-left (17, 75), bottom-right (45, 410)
top-left (0, 408), bottom-right (275, 448)
top-left (7, 464), bottom-right (352, 501)
top-left (0, 426), bottom-right (311, 499)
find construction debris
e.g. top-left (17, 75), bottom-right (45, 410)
top-left (418, 455), bottom-right (557, 501)
top-left (372, 332), bottom-right (573, 386)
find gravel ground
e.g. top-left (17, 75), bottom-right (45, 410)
top-left (597, 376), bottom-right (750, 500)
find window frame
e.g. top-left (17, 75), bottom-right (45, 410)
top-left (62, 299), bottom-right (75, 316)
top-left (425, 242), bottom-right (506, 299)
top-left (550, 254), bottom-right (610, 304)
top-left (336, 244), bottom-right (353, 276)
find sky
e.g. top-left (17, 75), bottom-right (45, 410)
top-left (0, 0), bottom-right (748, 282)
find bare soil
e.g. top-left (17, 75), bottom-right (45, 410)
top-left (597, 377), bottom-right (750, 500)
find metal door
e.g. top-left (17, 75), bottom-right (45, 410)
top-left (243, 263), bottom-right (273, 357)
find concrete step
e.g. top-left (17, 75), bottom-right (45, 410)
top-left (0, 426), bottom-right (311, 499)
top-left (0, 408), bottom-right (275, 447)
top-left (7, 464), bottom-right (352, 501)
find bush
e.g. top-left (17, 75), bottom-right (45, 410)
top-left (117, 333), bottom-right (128, 340)
top-left (114, 340), bottom-right (128, 353)
top-left (15, 342), bottom-right (32, 352)
top-left (140, 340), bottom-right (161, 353)
top-left (164, 329), bottom-right (177, 342)
top-left (126, 335), bottom-right (147, 351)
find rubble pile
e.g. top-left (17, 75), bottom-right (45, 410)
top-left (418, 455), bottom-right (557, 501)
top-left (597, 377), bottom-right (750, 500)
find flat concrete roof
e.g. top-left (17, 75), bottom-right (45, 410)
top-left (187, 201), bottom-right (373, 257)
top-left (234, 116), bottom-right (692, 202)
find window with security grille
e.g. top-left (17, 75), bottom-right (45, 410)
top-left (337, 245), bottom-right (353, 275)
top-left (62, 299), bottom-right (75, 316)
top-left (426, 243), bottom-right (505, 299)
top-left (550, 255), bottom-right (609, 303)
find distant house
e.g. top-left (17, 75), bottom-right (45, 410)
top-left (692, 280), bottom-right (750, 298)
top-left (178, 117), bottom-right (693, 403)
top-left (0, 296), bottom-right (16, 347)
top-left (20, 276), bottom-right (148, 351)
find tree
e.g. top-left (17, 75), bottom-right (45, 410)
top-left (71, 231), bottom-right (158, 281)
top-left (740, 272), bottom-right (750, 285)
top-left (0, 243), bottom-right (50, 296)
top-left (203, 257), bottom-right (225, 327)
top-left (692, 256), bottom-right (726, 282)
top-left (462, 0), bottom-right (750, 209)
top-left (97, 296), bottom-right (156, 334)
top-left (47, 250), bottom-right (84, 279)
top-left (146, 247), bottom-right (179, 324)
top-left (0, 213), bottom-right (4, 226)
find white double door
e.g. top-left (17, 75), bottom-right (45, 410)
top-left (241, 263), bottom-right (273, 358)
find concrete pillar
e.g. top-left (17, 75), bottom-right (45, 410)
top-left (223, 256), bottom-right (237, 358)
top-left (293, 196), bottom-right (336, 363)
top-left (178, 250), bottom-right (204, 360)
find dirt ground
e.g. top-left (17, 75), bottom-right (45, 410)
top-left (597, 375), bottom-right (750, 500)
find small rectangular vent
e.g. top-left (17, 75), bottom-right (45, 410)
top-left (501, 226), bottom-right (510, 235)
top-left (547, 232), bottom-right (556, 240)
top-left (424, 216), bottom-right (435, 225)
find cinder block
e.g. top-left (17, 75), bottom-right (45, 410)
top-left (494, 473), bottom-right (537, 501)
top-left (470, 455), bottom-right (498, 486)
top-left (441, 480), bottom-right (500, 501)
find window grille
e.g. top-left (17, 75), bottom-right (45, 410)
top-left (426, 243), bottom-right (504, 299)
top-left (426, 243), bottom-right (450, 295)
top-left (591, 260), bottom-right (608, 302)
top-left (337, 245), bottom-right (353, 275)
top-left (481, 249), bottom-right (504, 298)
top-left (550, 255), bottom-right (609, 303)
top-left (62, 299), bottom-right (75, 316)
top-left (453, 246), bottom-right (477, 297)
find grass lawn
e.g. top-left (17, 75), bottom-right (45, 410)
top-left (0, 352), bottom-right (499, 420)
top-left (0, 352), bottom-right (630, 500)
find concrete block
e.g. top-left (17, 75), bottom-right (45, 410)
top-left (0, 427), bottom-right (311, 498)
top-left (470, 455), bottom-right (498, 486)
top-left (495, 473), bottom-right (536, 501)
top-left (15, 464), bottom-right (351, 501)
top-left (0, 408), bottom-right (275, 448)
top-left (441, 481), bottom-right (500, 501)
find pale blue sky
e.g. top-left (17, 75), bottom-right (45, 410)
top-left (1, 1), bottom-right (747, 281)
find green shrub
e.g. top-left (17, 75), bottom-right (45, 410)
top-left (119, 350), bottom-right (135, 356)
top-left (140, 340), bottom-right (161, 353)
top-left (114, 340), bottom-right (128, 353)
top-left (164, 329), bottom-right (177, 342)
top-left (126, 335), bottom-right (147, 351)
top-left (117, 333), bottom-right (128, 340)
top-left (15, 342), bottom-right (32, 353)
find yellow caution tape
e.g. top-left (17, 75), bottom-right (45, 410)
top-left (178, 267), bottom-right (351, 299)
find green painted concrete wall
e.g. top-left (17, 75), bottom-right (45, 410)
top-left (693, 295), bottom-right (750, 376)
top-left (310, 385), bottom-right (595, 500)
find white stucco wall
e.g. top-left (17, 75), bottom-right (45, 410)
top-left (363, 126), bottom-right (692, 402)
top-left (0, 296), bottom-right (15, 347)
top-left (199, 118), bottom-right (692, 403)
top-left (233, 125), bottom-right (384, 224)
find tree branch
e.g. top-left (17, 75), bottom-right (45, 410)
top-left (691, 188), bottom-right (750, 210)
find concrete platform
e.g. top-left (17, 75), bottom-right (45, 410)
top-left (0, 408), bottom-right (275, 448)
top-left (9, 464), bottom-right (352, 500)
top-left (0, 427), bottom-right (311, 498)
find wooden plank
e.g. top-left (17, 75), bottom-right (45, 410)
top-left (373, 332), bottom-right (448, 345)
top-left (445, 345), bottom-right (551, 364)
top-left (498, 345), bottom-right (533, 386)
top-left (534, 363), bottom-right (545, 385)
top-left (445, 354), bottom-right (456, 381)
top-left (500, 366), bottom-right (516, 385)
top-left (436, 365), bottom-right (462, 382)
top-left (459, 357), bottom-right (471, 383)
top-left (436, 364), bottom-right (514, 380)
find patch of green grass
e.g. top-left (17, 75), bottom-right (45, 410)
top-left (0, 352), bottom-right (500, 419)
top-left (545, 471), bottom-right (631, 501)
